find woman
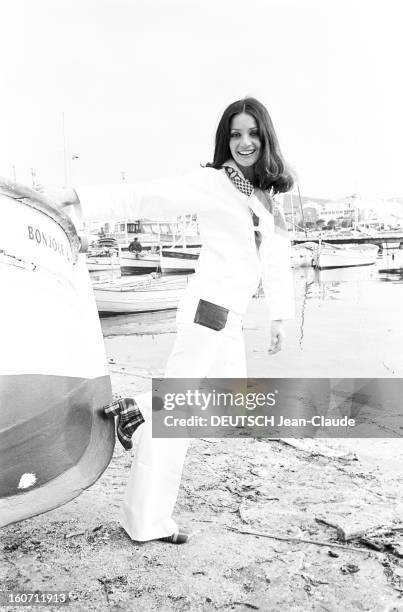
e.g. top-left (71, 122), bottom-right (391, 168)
top-left (55, 97), bottom-right (295, 544)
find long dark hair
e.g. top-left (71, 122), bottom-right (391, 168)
top-left (206, 97), bottom-right (294, 194)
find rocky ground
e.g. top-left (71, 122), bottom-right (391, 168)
top-left (1, 307), bottom-right (403, 611)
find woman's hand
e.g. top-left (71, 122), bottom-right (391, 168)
top-left (268, 320), bottom-right (285, 355)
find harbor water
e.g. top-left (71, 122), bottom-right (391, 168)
top-left (100, 249), bottom-right (403, 380)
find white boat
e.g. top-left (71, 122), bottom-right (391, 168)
top-left (120, 247), bottom-right (200, 275)
top-left (314, 242), bottom-right (379, 269)
top-left (120, 251), bottom-right (161, 274)
top-left (0, 177), bottom-right (114, 528)
top-left (93, 274), bottom-right (191, 314)
top-left (86, 237), bottom-right (121, 271)
top-left (160, 247), bottom-right (200, 273)
top-left (316, 265), bottom-right (377, 283)
top-left (86, 252), bottom-right (121, 271)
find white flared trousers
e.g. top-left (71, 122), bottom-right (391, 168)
top-left (119, 313), bottom-right (246, 541)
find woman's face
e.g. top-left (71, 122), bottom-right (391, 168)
top-left (229, 112), bottom-right (261, 169)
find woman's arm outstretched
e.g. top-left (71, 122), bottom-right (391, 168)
top-left (45, 168), bottom-right (216, 223)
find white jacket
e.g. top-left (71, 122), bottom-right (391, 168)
top-left (76, 166), bottom-right (295, 321)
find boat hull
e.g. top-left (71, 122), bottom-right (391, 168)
top-left (120, 248), bottom-right (200, 275)
top-left (317, 260), bottom-right (376, 270)
top-left (93, 276), bottom-right (189, 314)
top-left (120, 252), bottom-right (161, 275)
top-left (86, 256), bottom-right (120, 272)
top-left (160, 248), bottom-right (199, 273)
top-left (0, 178), bottom-right (115, 527)
top-left (0, 374), bottom-right (112, 526)
top-left (315, 244), bottom-right (379, 269)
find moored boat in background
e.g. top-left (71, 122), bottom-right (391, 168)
top-left (120, 250), bottom-right (161, 274)
top-left (314, 242), bottom-right (379, 269)
top-left (160, 247), bottom-right (200, 273)
top-left (86, 252), bottom-right (121, 271)
top-left (120, 246), bottom-right (201, 275)
top-left (93, 273), bottom-right (191, 314)
top-left (86, 235), bottom-right (121, 271)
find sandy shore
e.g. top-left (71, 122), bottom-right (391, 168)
top-left (2, 301), bottom-right (403, 611)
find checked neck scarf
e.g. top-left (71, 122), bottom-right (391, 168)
top-left (224, 164), bottom-right (254, 197)
top-left (224, 164), bottom-right (262, 249)
top-left (223, 162), bottom-right (289, 243)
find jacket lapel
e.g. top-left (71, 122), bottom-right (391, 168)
top-left (222, 159), bottom-right (289, 238)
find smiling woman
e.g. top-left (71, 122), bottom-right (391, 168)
top-left (40, 96), bottom-right (295, 546)
top-left (229, 113), bottom-right (262, 172)
top-left (206, 97), bottom-right (294, 193)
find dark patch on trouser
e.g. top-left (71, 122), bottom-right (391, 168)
top-left (193, 299), bottom-right (229, 331)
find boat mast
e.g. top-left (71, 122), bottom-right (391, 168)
top-left (182, 216), bottom-right (187, 249)
top-left (297, 185), bottom-right (308, 238)
top-left (30, 168), bottom-right (37, 188)
top-left (62, 112), bottom-right (68, 187)
top-left (290, 192), bottom-right (295, 234)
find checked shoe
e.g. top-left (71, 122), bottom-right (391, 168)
top-left (103, 397), bottom-right (145, 450)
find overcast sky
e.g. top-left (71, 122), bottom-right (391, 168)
top-left (1, 0), bottom-right (402, 198)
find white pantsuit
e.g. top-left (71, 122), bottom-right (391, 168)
top-left (119, 313), bottom-right (246, 541)
top-left (76, 161), bottom-right (294, 541)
